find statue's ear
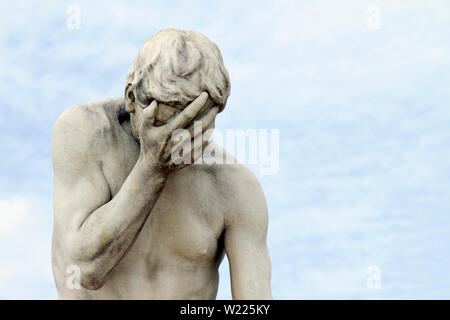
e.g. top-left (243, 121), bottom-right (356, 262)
top-left (124, 83), bottom-right (135, 113)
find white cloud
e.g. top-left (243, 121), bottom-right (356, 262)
top-left (0, 198), bottom-right (31, 234)
top-left (0, 196), bottom-right (55, 299)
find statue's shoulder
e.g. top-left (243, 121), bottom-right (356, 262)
top-left (54, 97), bottom-right (125, 131)
top-left (52, 98), bottom-right (126, 157)
top-left (215, 162), bottom-right (262, 192)
top-left (197, 145), bottom-right (263, 198)
top-left (199, 157), bottom-right (267, 224)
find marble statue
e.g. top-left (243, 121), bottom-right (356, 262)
top-left (51, 28), bottom-right (272, 299)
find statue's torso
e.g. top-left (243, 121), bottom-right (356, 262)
top-left (54, 99), bottom-right (227, 299)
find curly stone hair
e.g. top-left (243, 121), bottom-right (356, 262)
top-left (125, 28), bottom-right (230, 113)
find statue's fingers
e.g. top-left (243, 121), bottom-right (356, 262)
top-left (168, 131), bottom-right (191, 163)
top-left (167, 92), bottom-right (209, 131)
top-left (184, 106), bottom-right (219, 138)
top-left (184, 136), bottom-right (206, 165)
top-left (190, 140), bottom-right (207, 164)
top-left (169, 132), bottom-right (206, 166)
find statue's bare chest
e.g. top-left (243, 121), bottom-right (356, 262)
top-left (101, 135), bottom-right (225, 268)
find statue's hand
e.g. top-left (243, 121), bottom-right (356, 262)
top-left (137, 92), bottom-right (218, 174)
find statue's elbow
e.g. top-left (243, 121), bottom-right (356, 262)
top-left (70, 250), bottom-right (107, 290)
top-left (67, 242), bottom-right (107, 290)
top-left (78, 263), bottom-right (107, 291)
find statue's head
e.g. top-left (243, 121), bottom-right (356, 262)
top-left (125, 28), bottom-right (230, 128)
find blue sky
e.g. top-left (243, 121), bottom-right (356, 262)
top-left (0, 0), bottom-right (449, 299)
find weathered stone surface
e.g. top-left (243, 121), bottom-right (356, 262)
top-left (52, 28), bottom-right (271, 300)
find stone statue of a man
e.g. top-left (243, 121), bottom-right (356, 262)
top-left (51, 28), bottom-right (272, 299)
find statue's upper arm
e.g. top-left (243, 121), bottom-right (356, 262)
top-left (223, 165), bottom-right (268, 244)
top-left (222, 165), bottom-right (272, 299)
top-left (52, 107), bottom-right (111, 242)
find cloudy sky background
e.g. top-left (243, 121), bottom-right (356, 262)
top-left (0, 0), bottom-right (449, 299)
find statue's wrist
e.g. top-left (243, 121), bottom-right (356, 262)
top-left (137, 151), bottom-right (168, 179)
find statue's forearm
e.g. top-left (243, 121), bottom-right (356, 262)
top-left (73, 154), bottom-right (167, 289)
